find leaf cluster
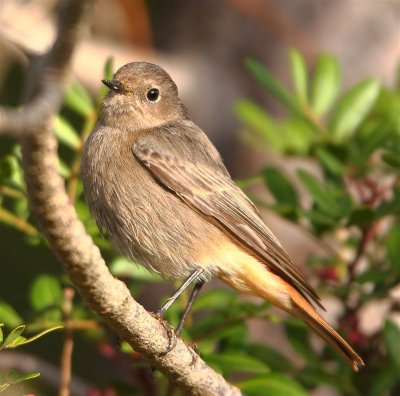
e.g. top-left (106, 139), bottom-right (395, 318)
top-left (235, 50), bottom-right (400, 395)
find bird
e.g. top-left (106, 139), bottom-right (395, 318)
top-left (81, 61), bottom-right (364, 371)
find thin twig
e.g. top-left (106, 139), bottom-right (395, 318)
top-left (27, 319), bottom-right (103, 332)
top-left (343, 177), bottom-right (386, 314)
top-left (347, 222), bottom-right (381, 287)
top-left (60, 288), bottom-right (75, 396)
top-left (0, 206), bottom-right (38, 236)
top-left (0, 85), bottom-right (63, 137)
top-left (346, 177), bottom-right (387, 286)
top-left (0, 185), bottom-right (26, 200)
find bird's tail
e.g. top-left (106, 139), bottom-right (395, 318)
top-left (220, 260), bottom-right (364, 371)
top-left (287, 283), bottom-right (364, 371)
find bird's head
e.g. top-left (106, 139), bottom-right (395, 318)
top-left (101, 62), bottom-right (187, 129)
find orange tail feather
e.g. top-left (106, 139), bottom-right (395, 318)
top-left (287, 284), bottom-right (364, 371)
top-left (220, 260), bottom-right (364, 371)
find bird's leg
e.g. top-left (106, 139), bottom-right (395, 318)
top-left (149, 270), bottom-right (205, 377)
top-left (151, 268), bottom-right (205, 353)
top-left (175, 280), bottom-right (204, 366)
top-left (175, 280), bottom-right (204, 338)
top-left (156, 268), bottom-right (205, 318)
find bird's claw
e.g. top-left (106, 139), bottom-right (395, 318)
top-left (148, 311), bottom-right (198, 379)
top-left (150, 311), bottom-right (177, 354)
top-left (183, 340), bottom-right (199, 366)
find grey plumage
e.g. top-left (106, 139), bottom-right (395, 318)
top-left (82, 118), bottom-right (225, 279)
top-left (81, 62), bottom-right (364, 371)
top-left (81, 61), bottom-right (317, 301)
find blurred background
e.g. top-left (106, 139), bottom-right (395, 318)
top-left (0, 1), bottom-right (399, 395)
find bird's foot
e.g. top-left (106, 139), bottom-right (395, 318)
top-left (148, 311), bottom-right (178, 379)
top-left (149, 311), bottom-right (177, 353)
top-left (183, 339), bottom-right (199, 366)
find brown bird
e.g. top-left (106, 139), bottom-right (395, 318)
top-left (81, 62), bottom-right (364, 371)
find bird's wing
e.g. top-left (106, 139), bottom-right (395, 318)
top-left (132, 128), bottom-right (322, 308)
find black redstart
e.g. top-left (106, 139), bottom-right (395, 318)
top-left (81, 62), bottom-right (364, 371)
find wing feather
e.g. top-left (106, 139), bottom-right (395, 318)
top-left (133, 128), bottom-right (323, 308)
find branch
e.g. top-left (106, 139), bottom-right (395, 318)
top-left (0, 84), bottom-right (61, 137)
top-left (0, 0), bottom-right (87, 137)
top-left (60, 288), bottom-right (74, 396)
top-left (0, 0), bottom-right (240, 394)
top-left (21, 126), bottom-right (241, 396)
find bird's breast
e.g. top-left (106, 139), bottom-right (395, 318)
top-left (81, 126), bottom-right (222, 279)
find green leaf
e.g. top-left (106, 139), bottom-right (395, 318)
top-left (192, 289), bottom-right (236, 312)
top-left (103, 57), bottom-right (114, 81)
top-left (58, 158), bottom-right (71, 178)
top-left (205, 321), bottom-right (246, 342)
top-left (0, 300), bottom-right (23, 328)
top-left (245, 58), bottom-right (300, 113)
top-left (2, 325), bottom-right (25, 349)
top-left (54, 116), bottom-right (81, 150)
top-left (10, 371), bottom-right (40, 384)
top-left (288, 49), bottom-right (308, 105)
top-left (377, 187), bottom-right (400, 217)
top-left (347, 206), bottom-right (376, 227)
top-left (10, 336), bottom-right (29, 348)
top-left (330, 78), bottom-right (381, 142)
top-left (247, 343), bottom-right (293, 372)
top-left (298, 366), bottom-right (358, 395)
top-left (386, 224), bottom-right (400, 273)
top-left (235, 99), bottom-right (284, 151)
top-left (356, 122), bottom-right (394, 163)
top-left (383, 320), bottom-right (400, 372)
top-left (0, 325), bottom-right (3, 344)
top-left (18, 325), bottom-right (63, 347)
top-left (3, 370), bottom-right (40, 386)
top-left (368, 364), bottom-right (399, 396)
top-left (119, 340), bottom-right (134, 354)
top-left (263, 167), bottom-right (298, 207)
top-left (190, 312), bottom-right (243, 340)
top-left (109, 257), bottom-right (163, 282)
top-left (0, 154), bottom-right (25, 190)
top-left (356, 267), bottom-right (389, 284)
top-left (240, 374), bottom-right (308, 396)
top-left (311, 54), bottom-right (341, 116)
top-left (297, 169), bottom-right (340, 216)
top-left (301, 209), bottom-right (337, 231)
top-left (382, 152), bottom-right (400, 168)
top-left (64, 80), bottom-right (94, 117)
top-left (279, 116), bottom-right (314, 154)
top-left (204, 353), bottom-right (270, 375)
top-left (190, 310), bottom-right (236, 339)
top-left (315, 147), bottom-right (346, 175)
top-left (236, 300), bottom-right (270, 316)
top-left (29, 274), bottom-right (62, 311)
top-left (285, 320), bottom-right (319, 364)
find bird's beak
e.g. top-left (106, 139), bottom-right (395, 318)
top-left (102, 79), bottom-right (125, 93)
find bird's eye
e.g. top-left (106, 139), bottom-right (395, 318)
top-left (146, 88), bottom-right (160, 102)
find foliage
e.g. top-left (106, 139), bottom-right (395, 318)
top-left (235, 50), bottom-right (400, 395)
top-left (0, 52), bottom-right (399, 394)
top-left (0, 323), bottom-right (61, 393)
